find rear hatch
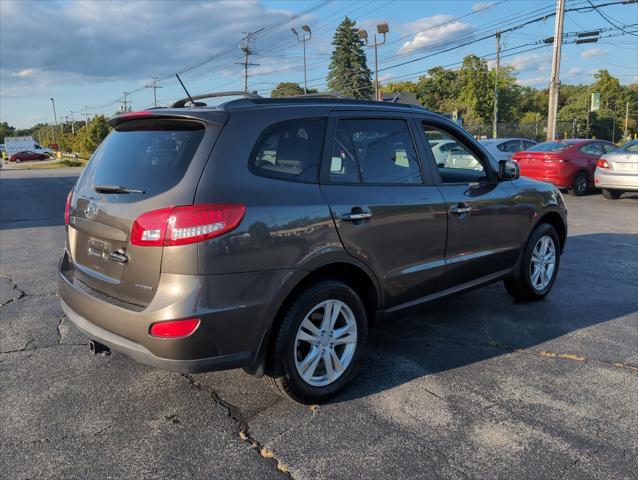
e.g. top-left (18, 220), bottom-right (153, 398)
top-left (67, 113), bottom-right (223, 307)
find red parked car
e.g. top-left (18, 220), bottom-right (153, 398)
top-left (512, 139), bottom-right (617, 196)
top-left (8, 150), bottom-right (49, 162)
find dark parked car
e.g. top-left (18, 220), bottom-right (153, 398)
top-left (512, 139), bottom-right (617, 196)
top-left (59, 94), bottom-right (567, 403)
top-left (9, 150), bottom-right (48, 162)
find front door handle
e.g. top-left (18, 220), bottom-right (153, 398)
top-left (449, 204), bottom-right (472, 215)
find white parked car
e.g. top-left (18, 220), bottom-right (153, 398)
top-left (479, 138), bottom-right (537, 162)
top-left (594, 140), bottom-right (638, 199)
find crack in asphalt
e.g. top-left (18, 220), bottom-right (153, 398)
top-left (0, 342), bottom-right (88, 355)
top-left (0, 275), bottom-right (25, 307)
top-left (181, 374), bottom-right (293, 479)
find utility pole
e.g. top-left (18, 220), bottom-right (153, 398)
top-left (493, 32), bottom-right (501, 139)
top-left (121, 92), bottom-right (131, 112)
top-left (50, 97), bottom-right (59, 143)
top-left (546, 0), bottom-right (565, 141)
top-left (236, 30), bottom-right (261, 92)
top-left (624, 101), bottom-right (630, 140)
top-left (291, 26), bottom-right (312, 94)
top-left (84, 106), bottom-right (89, 127)
top-left (69, 111), bottom-right (75, 134)
top-left (359, 23), bottom-right (389, 101)
top-left (145, 76), bottom-right (163, 107)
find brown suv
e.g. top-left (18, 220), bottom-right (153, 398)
top-left (59, 94), bottom-right (567, 403)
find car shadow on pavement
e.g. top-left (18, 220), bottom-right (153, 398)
top-left (334, 232), bottom-right (638, 403)
top-left (0, 176), bottom-right (77, 230)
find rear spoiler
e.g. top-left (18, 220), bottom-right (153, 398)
top-left (109, 110), bottom-right (227, 128)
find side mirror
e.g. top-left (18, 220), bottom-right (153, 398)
top-left (498, 159), bottom-right (520, 181)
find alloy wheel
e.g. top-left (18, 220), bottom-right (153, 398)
top-left (294, 299), bottom-right (358, 387)
top-left (530, 235), bottom-right (556, 291)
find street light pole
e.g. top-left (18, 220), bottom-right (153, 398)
top-left (359, 23), bottom-right (389, 101)
top-left (292, 25), bottom-right (312, 94)
top-left (50, 97), bottom-right (59, 143)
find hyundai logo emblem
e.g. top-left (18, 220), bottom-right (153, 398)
top-left (84, 201), bottom-right (98, 220)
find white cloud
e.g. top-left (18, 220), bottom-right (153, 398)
top-left (0, 0), bottom-right (300, 95)
top-left (398, 15), bottom-right (475, 54)
top-left (11, 69), bottom-right (41, 78)
top-left (568, 67), bottom-right (584, 75)
top-left (517, 76), bottom-right (548, 87)
top-left (505, 52), bottom-right (553, 72)
top-left (473, 2), bottom-right (495, 12)
top-left (581, 48), bottom-right (608, 59)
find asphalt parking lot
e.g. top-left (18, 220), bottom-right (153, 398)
top-left (1, 168), bottom-right (637, 480)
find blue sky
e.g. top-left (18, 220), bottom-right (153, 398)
top-left (1, 0), bottom-right (636, 129)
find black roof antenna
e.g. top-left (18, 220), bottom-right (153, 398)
top-left (175, 74), bottom-right (198, 106)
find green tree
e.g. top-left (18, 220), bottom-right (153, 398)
top-left (0, 122), bottom-right (16, 143)
top-left (457, 55), bottom-right (493, 123)
top-left (72, 116), bottom-right (111, 157)
top-left (271, 82), bottom-right (317, 97)
top-left (327, 17), bottom-right (373, 99)
top-left (415, 66), bottom-right (460, 112)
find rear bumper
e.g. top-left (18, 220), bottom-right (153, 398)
top-left (519, 164), bottom-right (575, 189)
top-left (58, 251), bottom-right (298, 373)
top-left (594, 169), bottom-right (638, 191)
top-left (61, 300), bottom-right (251, 373)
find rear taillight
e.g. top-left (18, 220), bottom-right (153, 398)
top-left (150, 318), bottom-right (200, 338)
top-left (597, 159), bottom-right (610, 169)
top-left (131, 204), bottom-right (245, 247)
top-left (64, 191), bottom-right (72, 225)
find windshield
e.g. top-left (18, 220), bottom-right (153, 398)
top-left (77, 119), bottom-right (206, 199)
top-left (528, 142), bottom-right (569, 152)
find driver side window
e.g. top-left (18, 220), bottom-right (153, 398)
top-left (422, 123), bottom-right (487, 183)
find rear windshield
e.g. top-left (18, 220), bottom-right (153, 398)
top-left (620, 141), bottom-right (638, 153)
top-left (78, 119), bottom-right (205, 198)
top-left (528, 142), bottom-right (569, 152)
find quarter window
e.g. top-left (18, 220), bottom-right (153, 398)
top-left (330, 118), bottom-right (422, 184)
top-left (251, 118), bottom-right (326, 182)
top-left (421, 124), bottom-right (487, 183)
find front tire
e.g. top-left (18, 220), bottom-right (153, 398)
top-left (568, 171), bottom-right (588, 196)
top-left (602, 188), bottom-right (622, 200)
top-left (265, 281), bottom-right (368, 404)
top-left (504, 223), bottom-right (561, 301)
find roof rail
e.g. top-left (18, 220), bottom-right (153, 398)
top-left (287, 92), bottom-right (351, 100)
top-left (171, 91), bottom-right (262, 108)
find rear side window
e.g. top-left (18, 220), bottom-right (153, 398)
top-left (330, 118), bottom-right (422, 184)
top-left (79, 119), bottom-right (205, 198)
top-left (250, 118), bottom-right (326, 182)
top-left (579, 143), bottom-right (603, 155)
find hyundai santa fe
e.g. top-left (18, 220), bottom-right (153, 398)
top-left (59, 94), bottom-right (567, 403)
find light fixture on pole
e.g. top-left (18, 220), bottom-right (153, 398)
top-left (292, 25), bottom-right (312, 94)
top-left (359, 23), bottom-right (389, 101)
top-left (50, 97), bottom-right (59, 144)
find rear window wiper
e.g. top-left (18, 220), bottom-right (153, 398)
top-left (92, 184), bottom-right (145, 194)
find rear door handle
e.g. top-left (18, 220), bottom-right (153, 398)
top-left (449, 204), bottom-right (472, 215)
top-left (341, 212), bottom-right (372, 221)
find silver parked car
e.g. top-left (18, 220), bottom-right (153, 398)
top-left (594, 140), bottom-right (638, 199)
top-left (479, 138), bottom-right (537, 162)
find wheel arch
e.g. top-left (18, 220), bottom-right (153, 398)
top-left (535, 210), bottom-right (567, 253)
top-left (246, 259), bottom-right (381, 377)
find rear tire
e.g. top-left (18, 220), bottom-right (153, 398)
top-left (602, 188), bottom-right (622, 200)
top-left (568, 171), bottom-right (588, 196)
top-left (265, 281), bottom-right (368, 404)
top-left (504, 223), bottom-right (561, 302)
